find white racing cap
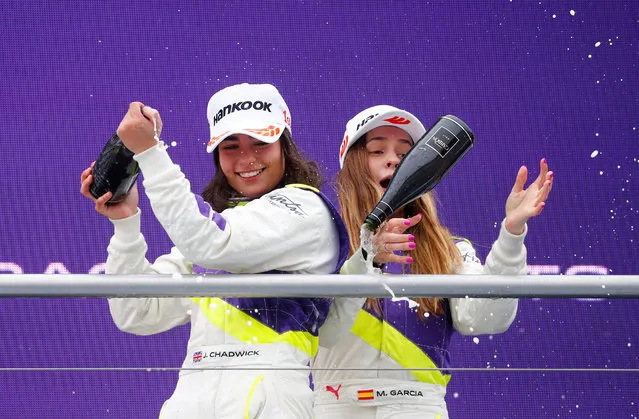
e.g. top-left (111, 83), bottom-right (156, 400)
top-left (206, 83), bottom-right (291, 153)
top-left (338, 105), bottom-right (426, 168)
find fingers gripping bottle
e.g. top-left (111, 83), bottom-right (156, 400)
top-left (364, 115), bottom-right (474, 231)
top-left (89, 133), bottom-right (139, 204)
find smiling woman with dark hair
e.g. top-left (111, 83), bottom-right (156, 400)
top-left (203, 128), bottom-right (322, 212)
top-left (80, 83), bottom-right (349, 419)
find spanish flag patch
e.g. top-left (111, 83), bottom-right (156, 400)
top-left (357, 389), bottom-right (374, 401)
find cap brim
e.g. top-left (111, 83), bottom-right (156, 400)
top-left (206, 122), bottom-right (286, 153)
top-left (339, 110), bottom-right (427, 167)
top-left (366, 111), bottom-right (426, 144)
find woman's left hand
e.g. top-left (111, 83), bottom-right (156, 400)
top-left (504, 158), bottom-right (553, 235)
top-left (372, 213), bottom-right (422, 265)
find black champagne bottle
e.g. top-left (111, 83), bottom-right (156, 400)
top-left (364, 115), bottom-right (474, 231)
top-left (89, 133), bottom-right (140, 204)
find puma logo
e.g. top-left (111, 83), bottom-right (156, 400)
top-left (326, 384), bottom-right (342, 400)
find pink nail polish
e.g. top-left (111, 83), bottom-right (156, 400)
top-left (404, 220), bottom-right (411, 226)
top-left (542, 158), bottom-right (547, 164)
top-left (406, 257), bottom-right (414, 263)
top-left (408, 235), bottom-right (415, 241)
top-left (409, 242), bottom-right (416, 249)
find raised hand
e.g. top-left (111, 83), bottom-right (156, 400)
top-left (372, 213), bottom-right (422, 265)
top-left (80, 162), bottom-right (139, 220)
top-left (116, 102), bottom-right (163, 154)
top-left (504, 158), bottom-right (554, 235)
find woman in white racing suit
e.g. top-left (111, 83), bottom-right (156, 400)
top-left (80, 83), bottom-right (349, 419)
top-left (313, 105), bottom-right (553, 418)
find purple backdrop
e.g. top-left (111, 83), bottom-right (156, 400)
top-left (0, 1), bottom-right (637, 417)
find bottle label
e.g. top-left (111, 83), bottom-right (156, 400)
top-left (426, 126), bottom-right (459, 158)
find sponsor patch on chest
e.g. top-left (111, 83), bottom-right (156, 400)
top-left (265, 193), bottom-right (308, 217)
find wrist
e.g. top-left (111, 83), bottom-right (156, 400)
top-left (505, 217), bottom-right (525, 235)
top-left (110, 208), bottom-right (142, 238)
top-left (107, 208), bottom-right (138, 220)
top-left (116, 127), bottom-right (157, 155)
top-left (362, 248), bottom-right (384, 269)
top-left (130, 140), bottom-right (158, 155)
top-left (371, 258), bottom-right (384, 269)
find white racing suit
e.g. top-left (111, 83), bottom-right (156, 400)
top-left (105, 143), bottom-right (349, 419)
top-left (313, 221), bottom-right (527, 418)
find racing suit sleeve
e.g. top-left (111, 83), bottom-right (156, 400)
top-left (133, 143), bottom-right (339, 274)
top-left (105, 209), bottom-right (191, 335)
top-left (451, 219), bottom-right (527, 335)
top-left (318, 248), bottom-right (370, 348)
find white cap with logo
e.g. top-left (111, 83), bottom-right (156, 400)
top-left (338, 105), bottom-right (426, 168)
top-left (206, 83), bottom-right (292, 153)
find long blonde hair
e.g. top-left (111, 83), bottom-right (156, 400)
top-left (336, 137), bottom-right (462, 318)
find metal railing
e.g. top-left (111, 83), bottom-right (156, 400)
top-left (0, 274), bottom-right (637, 298)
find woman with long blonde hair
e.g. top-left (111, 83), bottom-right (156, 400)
top-left (313, 105), bottom-right (553, 418)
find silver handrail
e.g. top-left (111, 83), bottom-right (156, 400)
top-left (0, 274), bottom-right (636, 298)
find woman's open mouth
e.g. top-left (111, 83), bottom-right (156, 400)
top-left (238, 168), bottom-right (264, 179)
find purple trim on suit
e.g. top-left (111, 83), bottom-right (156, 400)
top-left (369, 260), bottom-right (453, 374)
top-left (191, 187), bottom-right (350, 337)
top-left (195, 194), bottom-right (227, 230)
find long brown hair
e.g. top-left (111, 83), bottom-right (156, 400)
top-left (336, 137), bottom-right (462, 318)
top-left (202, 129), bottom-right (322, 212)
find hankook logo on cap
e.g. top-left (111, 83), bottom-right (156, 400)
top-left (212, 100), bottom-right (273, 125)
top-left (355, 113), bottom-right (379, 131)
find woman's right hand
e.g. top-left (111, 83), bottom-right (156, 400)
top-left (80, 162), bottom-right (139, 220)
top-left (372, 213), bottom-right (422, 265)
